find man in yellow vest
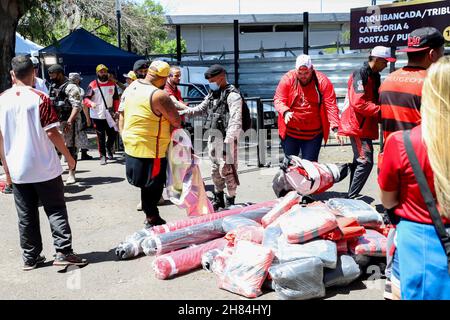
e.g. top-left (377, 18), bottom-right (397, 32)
top-left (120, 61), bottom-right (181, 228)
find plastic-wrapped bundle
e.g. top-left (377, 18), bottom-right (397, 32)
top-left (276, 238), bottom-right (337, 269)
top-left (326, 198), bottom-right (383, 228)
top-left (150, 200), bottom-right (278, 235)
top-left (262, 226), bottom-right (282, 250)
top-left (261, 191), bottom-right (300, 228)
top-left (324, 255), bottom-right (361, 288)
top-left (152, 238), bottom-right (228, 280)
top-left (321, 217), bottom-right (366, 241)
top-left (284, 156), bottom-right (349, 195)
top-left (279, 205), bottom-right (338, 244)
top-left (349, 229), bottom-right (387, 257)
top-left (336, 239), bottom-right (349, 255)
top-left (218, 241), bottom-right (274, 298)
top-left (201, 248), bottom-right (223, 272)
top-left (144, 219), bottom-right (225, 256)
top-left (225, 226), bottom-right (264, 246)
top-left (222, 216), bottom-right (260, 233)
top-left (269, 257), bottom-right (325, 300)
top-left (211, 246), bottom-right (235, 276)
top-left (115, 228), bottom-right (153, 260)
top-left (166, 129), bottom-right (214, 217)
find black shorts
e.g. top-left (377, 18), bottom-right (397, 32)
top-left (125, 154), bottom-right (167, 189)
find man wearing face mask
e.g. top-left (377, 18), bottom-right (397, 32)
top-left (120, 60), bottom-right (181, 228)
top-left (48, 64), bottom-right (83, 185)
top-left (179, 64), bottom-right (243, 211)
top-left (274, 54), bottom-right (341, 162)
top-left (83, 64), bottom-right (120, 165)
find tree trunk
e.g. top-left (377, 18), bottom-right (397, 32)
top-left (0, 1), bottom-right (23, 92)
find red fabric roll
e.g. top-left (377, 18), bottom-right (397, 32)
top-left (152, 238), bottom-right (228, 280)
top-left (150, 200), bottom-right (279, 235)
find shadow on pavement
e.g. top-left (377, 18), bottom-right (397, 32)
top-left (323, 279), bottom-right (369, 299)
top-left (76, 176), bottom-right (124, 186)
top-left (64, 184), bottom-right (92, 194)
top-left (65, 194), bottom-right (93, 202)
top-left (77, 249), bottom-right (118, 264)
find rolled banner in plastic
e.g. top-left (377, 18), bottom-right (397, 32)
top-left (153, 238), bottom-right (228, 280)
top-left (150, 200), bottom-right (279, 236)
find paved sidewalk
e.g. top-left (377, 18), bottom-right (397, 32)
top-left (0, 143), bottom-right (385, 300)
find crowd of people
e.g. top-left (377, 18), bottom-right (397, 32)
top-left (0, 26), bottom-right (448, 300)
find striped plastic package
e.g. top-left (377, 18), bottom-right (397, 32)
top-left (152, 238), bottom-right (228, 280)
top-left (279, 205), bottom-right (338, 244)
top-left (218, 241), bottom-right (274, 298)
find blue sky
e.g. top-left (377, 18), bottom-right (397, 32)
top-left (144, 0), bottom-right (394, 15)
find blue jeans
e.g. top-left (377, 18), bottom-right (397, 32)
top-left (394, 218), bottom-right (450, 300)
top-left (281, 133), bottom-right (323, 162)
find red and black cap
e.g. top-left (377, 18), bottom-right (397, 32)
top-left (398, 27), bottom-right (445, 53)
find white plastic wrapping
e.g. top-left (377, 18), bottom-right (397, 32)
top-left (269, 257), bottom-right (326, 300)
top-left (218, 241), bottom-right (274, 298)
top-left (276, 238), bottom-right (337, 269)
top-left (115, 228), bottom-right (153, 260)
top-left (324, 255), bottom-right (361, 288)
top-left (279, 205), bottom-right (338, 244)
top-left (222, 216), bottom-right (261, 233)
top-left (201, 248), bottom-right (224, 272)
top-left (326, 198), bottom-right (383, 228)
top-left (349, 229), bottom-right (387, 257)
top-left (261, 191), bottom-right (300, 228)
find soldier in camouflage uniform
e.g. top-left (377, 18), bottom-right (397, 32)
top-left (48, 65), bottom-right (87, 185)
top-left (180, 64), bottom-right (243, 211)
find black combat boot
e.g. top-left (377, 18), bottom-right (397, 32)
top-left (212, 191), bottom-right (225, 211)
top-left (225, 195), bottom-right (235, 208)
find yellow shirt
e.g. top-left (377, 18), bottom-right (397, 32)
top-left (122, 80), bottom-right (171, 158)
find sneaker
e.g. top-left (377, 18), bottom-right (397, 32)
top-left (66, 171), bottom-right (76, 185)
top-left (106, 149), bottom-right (114, 160)
top-left (80, 153), bottom-right (93, 161)
top-left (23, 255), bottom-right (46, 271)
top-left (144, 216), bottom-right (166, 229)
top-left (2, 184), bottom-right (13, 194)
top-left (53, 252), bottom-right (88, 267)
top-left (100, 156), bottom-right (107, 165)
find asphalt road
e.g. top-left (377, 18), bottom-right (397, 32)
top-left (0, 140), bottom-right (385, 300)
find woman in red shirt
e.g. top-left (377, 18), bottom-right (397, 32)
top-left (378, 56), bottom-right (450, 300)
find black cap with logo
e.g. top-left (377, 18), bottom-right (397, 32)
top-left (398, 27), bottom-right (445, 53)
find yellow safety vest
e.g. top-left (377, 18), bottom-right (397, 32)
top-left (122, 80), bottom-right (171, 158)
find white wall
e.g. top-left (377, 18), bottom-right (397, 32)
top-left (173, 24), bottom-right (344, 53)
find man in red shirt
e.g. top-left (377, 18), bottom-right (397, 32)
top-left (274, 54), bottom-right (341, 162)
top-left (165, 67), bottom-right (188, 109)
top-left (339, 46), bottom-right (395, 199)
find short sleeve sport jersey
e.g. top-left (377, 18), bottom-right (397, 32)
top-left (378, 125), bottom-right (450, 225)
top-left (379, 66), bottom-right (426, 141)
top-left (0, 86), bottom-right (63, 184)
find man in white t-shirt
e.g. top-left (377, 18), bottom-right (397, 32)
top-left (30, 56), bottom-right (48, 94)
top-left (0, 56), bottom-right (88, 271)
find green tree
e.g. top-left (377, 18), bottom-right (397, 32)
top-left (0, 0), bottom-right (60, 92)
top-left (152, 38), bottom-right (187, 55)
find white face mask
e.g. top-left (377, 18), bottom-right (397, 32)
top-left (209, 82), bottom-right (220, 91)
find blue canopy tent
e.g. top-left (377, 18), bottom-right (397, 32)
top-left (39, 27), bottom-right (144, 85)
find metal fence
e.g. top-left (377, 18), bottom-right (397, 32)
top-left (183, 95), bottom-right (385, 168)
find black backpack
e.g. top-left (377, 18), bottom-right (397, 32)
top-left (223, 85), bottom-right (252, 132)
